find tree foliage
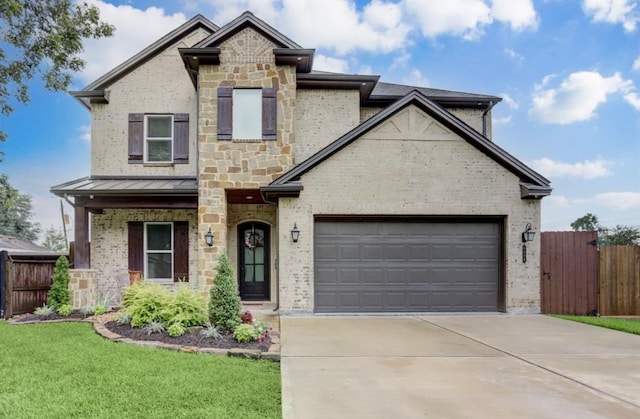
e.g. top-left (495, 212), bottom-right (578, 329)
top-left (42, 226), bottom-right (67, 251)
top-left (0, 174), bottom-right (41, 242)
top-left (208, 254), bottom-right (242, 331)
top-left (571, 213), bottom-right (640, 245)
top-left (0, 0), bottom-right (114, 143)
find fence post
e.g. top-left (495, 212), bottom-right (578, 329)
top-left (0, 250), bottom-right (6, 319)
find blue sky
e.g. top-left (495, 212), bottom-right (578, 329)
top-left (1, 0), bottom-right (639, 240)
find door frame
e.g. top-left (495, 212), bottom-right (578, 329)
top-left (237, 221), bottom-right (271, 301)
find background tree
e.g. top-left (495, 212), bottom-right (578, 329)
top-left (571, 213), bottom-right (640, 245)
top-left (570, 213), bottom-right (602, 232)
top-left (0, 174), bottom-right (41, 242)
top-left (0, 0), bottom-right (114, 146)
top-left (42, 226), bottom-right (67, 251)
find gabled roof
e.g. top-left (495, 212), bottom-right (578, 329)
top-left (0, 235), bottom-right (62, 255)
top-left (263, 91), bottom-right (551, 201)
top-left (70, 14), bottom-right (219, 109)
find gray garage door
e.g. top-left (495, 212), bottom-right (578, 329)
top-left (314, 220), bottom-right (502, 313)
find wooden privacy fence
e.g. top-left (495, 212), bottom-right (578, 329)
top-left (599, 246), bottom-right (640, 315)
top-left (541, 232), bottom-right (640, 315)
top-left (540, 231), bottom-right (599, 315)
top-left (0, 251), bottom-right (62, 319)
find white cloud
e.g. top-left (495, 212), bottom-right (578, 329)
top-left (490, 0), bottom-right (538, 31)
top-left (582, 0), bottom-right (639, 32)
top-left (624, 92), bottom-right (640, 110)
top-left (633, 56), bottom-right (640, 70)
top-left (589, 192), bottom-right (640, 210)
top-left (402, 69), bottom-right (430, 87)
top-left (404, 0), bottom-right (493, 40)
top-left (501, 93), bottom-right (519, 109)
top-left (78, 125), bottom-right (91, 142)
top-left (79, 1), bottom-right (187, 84)
top-left (529, 71), bottom-right (634, 124)
top-left (313, 55), bottom-right (350, 73)
top-left (528, 157), bottom-right (614, 179)
top-left (504, 48), bottom-right (523, 62)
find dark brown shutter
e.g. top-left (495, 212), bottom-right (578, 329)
top-left (128, 222), bottom-right (143, 272)
top-left (217, 87), bottom-right (233, 140)
top-left (173, 221), bottom-right (189, 282)
top-left (128, 113), bottom-right (144, 163)
top-left (262, 88), bottom-right (277, 140)
top-left (173, 113), bottom-right (189, 164)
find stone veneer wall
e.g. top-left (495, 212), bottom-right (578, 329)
top-left (69, 269), bottom-right (96, 309)
top-left (90, 209), bottom-right (198, 297)
top-left (197, 28), bottom-right (297, 291)
top-left (277, 105), bottom-right (541, 313)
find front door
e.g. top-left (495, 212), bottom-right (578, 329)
top-left (238, 222), bottom-right (270, 301)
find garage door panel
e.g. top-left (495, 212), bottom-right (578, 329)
top-left (314, 220), bottom-right (501, 313)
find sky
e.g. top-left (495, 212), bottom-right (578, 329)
top-left (1, 0), bottom-right (639, 242)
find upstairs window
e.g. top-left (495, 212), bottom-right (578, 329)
top-left (145, 115), bottom-right (173, 162)
top-left (128, 113), bottom-right (189, 164)
top-left (218, 87), bottom-right (277, 141)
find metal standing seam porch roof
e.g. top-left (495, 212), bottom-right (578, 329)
top-left (50, 177), bottom-right (198, 197)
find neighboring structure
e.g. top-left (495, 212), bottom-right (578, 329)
top-left (52, 12), bottom-right (551, 314)
top-left (0, 234), bottom-right (61, 255)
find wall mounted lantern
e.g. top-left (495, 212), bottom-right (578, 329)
top-left (204, 227), bottom-right (214, 247)
top-left (522, 223), bottom-right (536, 243)
top-left (291, 223), bottom-right (300, 243)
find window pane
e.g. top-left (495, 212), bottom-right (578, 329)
top-left (147, 116), bottom-right (172, 138)
top-left (147, 140), bottom-right (172, 162)
top-left (254, 265), bottom-right (264, 282)
top-left (148, 253), bottom-right (172, 279)
top-left (233, 89), bottom-right (261, 139)
top-left (244, 265), bottom-right (254, 283)
top-left (147, 224), bottom-right (172, 250)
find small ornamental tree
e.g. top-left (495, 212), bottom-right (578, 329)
top-left (47, 255), bottom-right (71, 309)
top-left (208, 254), bottom-right (241, 331)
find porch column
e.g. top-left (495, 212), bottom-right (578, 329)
top-left (74, 205), bottom-right (90, 269)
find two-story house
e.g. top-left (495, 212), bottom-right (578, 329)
top-left (52, 11), bottom-right (551, 314)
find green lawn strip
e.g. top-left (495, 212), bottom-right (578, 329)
top-left (0, 322), bottom-right (281, 418)
top-left (550, 315), bottom-right (640, 336)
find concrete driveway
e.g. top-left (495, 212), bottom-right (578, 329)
top-left (280, 315), bottom-right (640, 418)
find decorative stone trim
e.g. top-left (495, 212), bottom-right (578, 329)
top-left (68, 269), bottom-right (97, 310)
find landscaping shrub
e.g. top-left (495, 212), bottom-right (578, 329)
top-left (56, 304), bottom-right (72, 316)
top-left (163, 285), bottom-right (208, 328)
top-left (233, 323), bottom-right (257, 343)
top-left (34, 305), bottom-right (55, 316)
top-left (122, 282), bottom-right (172, 327)
top-left (208, 254), bottom-right (241, 331)
top-left (167, 323), bottom-right (186, 337)
top-left (46, 256), bottom-right (71, 310)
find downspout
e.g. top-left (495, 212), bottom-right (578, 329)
top-left (481, 101), bottom-right (496, 138)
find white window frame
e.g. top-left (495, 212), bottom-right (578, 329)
top-left (233, 89), bottom-right (262, 139)
top-left (144, 222), bottom-right (174, 281)
top-left (144, 114), bottom-right (174, 162)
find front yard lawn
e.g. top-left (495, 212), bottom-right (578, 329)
top-left (551, 315), bottom-right (640, 336)
top-left (0, 321), bottom-right (281, 418)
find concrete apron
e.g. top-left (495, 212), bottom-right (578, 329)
top-left (280, 315), bottom-right (640, 419)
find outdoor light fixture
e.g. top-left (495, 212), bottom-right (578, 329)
top-left (290, 223), bottom-right (300, 243)
top-left (204, 227), bottom-right (214, 247)
top-left (522, 223), bottom-right (536, 243)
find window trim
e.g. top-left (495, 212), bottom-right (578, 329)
top-left (144, 114), bottom-right (174, 163)
top-left (144, 222), bottom-right (174, 282)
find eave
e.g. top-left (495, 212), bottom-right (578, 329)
top-left (296, 73), bottom-right (380, 104)
top-left (260, 181), bottom-right (304, 202)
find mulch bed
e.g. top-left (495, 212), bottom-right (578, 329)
top-left (11, 312), bottom-right (272, 352)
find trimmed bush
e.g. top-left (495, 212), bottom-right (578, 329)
top-left (233, 323), bottom-right (257, 343)
top-left (208, 254), bottom-right (241, 331)
top-left (162, 284), bottom-right (208, 328)
top-left (122, 282), bottom-right (172, 327)
top-left (46, 256), bottom-right (71, 310)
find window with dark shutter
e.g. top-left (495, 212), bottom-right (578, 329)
top-left (173, 114), bottom-right (189, 164)
top-left (128, 114), bottom-right (144, 163)
top-left (173, 221), bottom-right (189, 282)
top-left (217, 87), bottom-right (278, 141)
top-left (218, 87), bottom-right (233, 140)
top-left (128, 221), bottom-right (144, 272)
top-left (262, 88), bottom-right (277, 140)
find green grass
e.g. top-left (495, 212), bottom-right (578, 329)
top-left (551, 315), bottom-right (640, 336)
top-left (0, 321), bottom-right (281, 418)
